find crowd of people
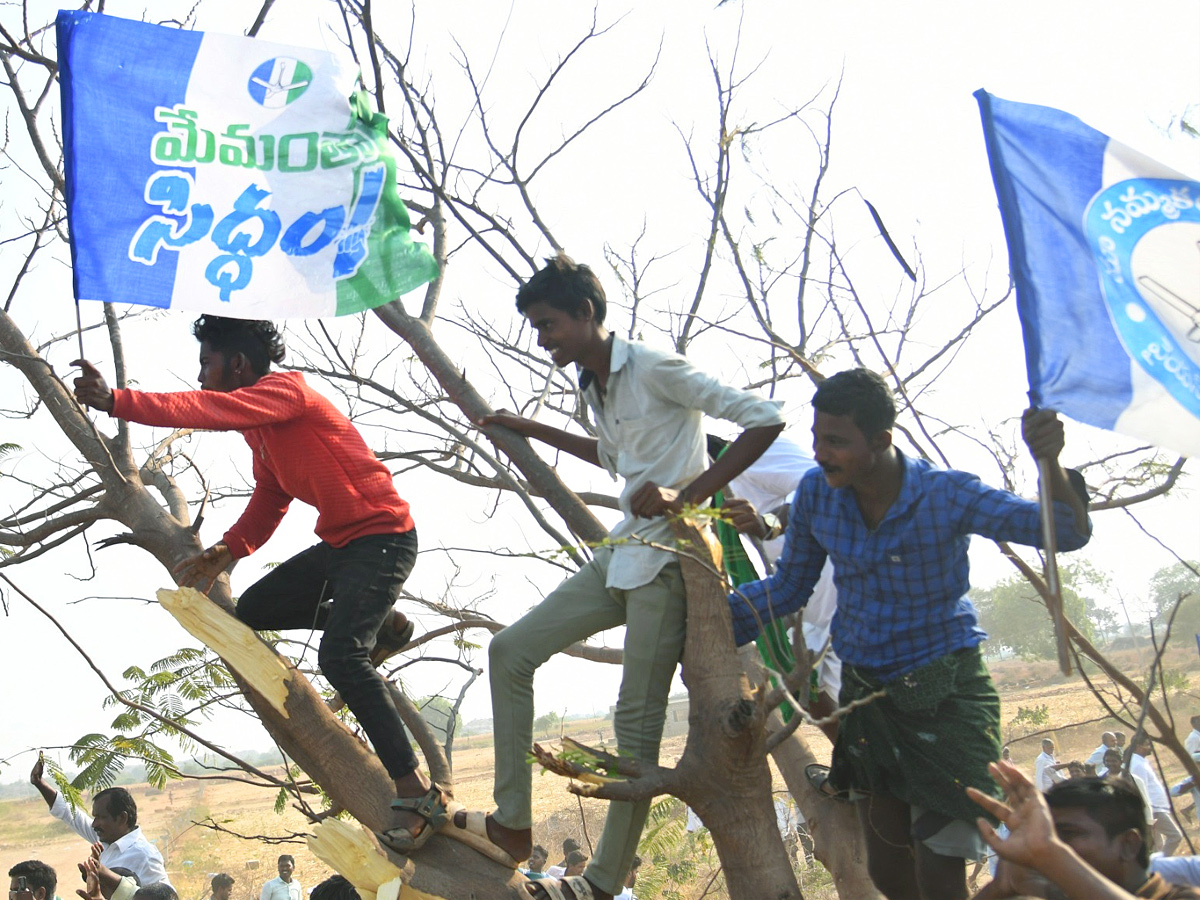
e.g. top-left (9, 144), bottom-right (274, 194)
top-left (38, 251), bottom-right (1193, 900)
top-left (6, 853), bottom-right (368, 900)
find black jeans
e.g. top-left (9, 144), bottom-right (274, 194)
top-left (236, 529), bottom-right (420, 779)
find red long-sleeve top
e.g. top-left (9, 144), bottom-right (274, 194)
top-left (111, 371), bottom-right (413, 558)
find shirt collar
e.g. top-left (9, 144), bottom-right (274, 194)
top-left (578, 333), bottom-right (624, 392)
top-left (109, 827), bottom-right (142, 852)
top-left (888, 449), bottom-right (926, 519)
top-left (833, 447), bottom-right (926, 526)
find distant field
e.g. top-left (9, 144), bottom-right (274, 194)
top-left (3, 648), bottom-right (1198, 900)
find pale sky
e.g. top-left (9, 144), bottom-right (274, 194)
top-left (1, 0), bottom-right (1198, 780)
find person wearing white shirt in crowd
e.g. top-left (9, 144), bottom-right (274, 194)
top-left (1104, 749), bottom-right (1155, 829)
top-left (29, 757), bottom-right (171, 888)
top-left (1035, 739), bottom-right (1069, 792)
top-left (1129, 735), bottom-right (1184, 856)
top-left (259, 857), bottom-right (300, 900)
top-left (1087, 731), bottom-right (1117, 773)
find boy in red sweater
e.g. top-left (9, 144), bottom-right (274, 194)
top-left (73, 316), bottom-right (449, 853)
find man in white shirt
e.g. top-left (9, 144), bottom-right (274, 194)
top-left (1085, 731), bottom-right (1117, 772)
top-left (1129, 735), bottom-right (1184, 856)
top-left (30, 758), bottom-right (171, 888)
top-left (1103, 749), bottom-right (1155, 827)
top-left (259, 857), bottom-right (300, 900)
top-left (1035, 739), bottom-right (1069, 791)
top-left (466, 254), bottom-right (784, 900)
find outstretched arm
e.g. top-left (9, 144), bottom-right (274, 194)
top-left (478, 410), bottom-right (600, 467)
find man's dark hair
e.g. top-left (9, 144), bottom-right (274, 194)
top-left (1046, 776), bottom-right (1150, 868)
top-left (276, 855), bottom-right (295, 866)
top-left (211, 874), bottom-right (234, 892)
top-left (309, 876), bottom-right (358, 900)
top-left (564, 850), bottom-right (588, 867)
top-left (530, 845), bottom-right (547, 858)
top-left (193, 316), bottom-right (286, 376)
top-left (95, 787), bottom-right (138, 828)
top-left (132, 885), bottom-right (178, 900)
top-left (515, 253), bottom-right (607, 324)
top-left (561, 838), bottom-right (580, 854)
top-left (811, 368), bottom-right (895, 437)
top-left (8, 861), bottom-right (56, 898)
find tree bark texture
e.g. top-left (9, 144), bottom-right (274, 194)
top-left (670, 520), bottom-right (805, 900)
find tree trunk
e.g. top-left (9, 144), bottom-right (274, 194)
top-left (670, 521), bottom-right (804, 900)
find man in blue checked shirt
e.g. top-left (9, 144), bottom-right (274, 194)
top-left (729, 368), bottom-right (1091, 900)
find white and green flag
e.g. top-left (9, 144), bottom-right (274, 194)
top-left (57, 11), bottom-right (438, 319)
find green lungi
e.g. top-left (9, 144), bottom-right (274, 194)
top-left (828, 645), bottom-right (1003, 826)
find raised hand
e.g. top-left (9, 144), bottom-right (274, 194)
top-left (1021, 408), bottom-right (1064, 461)
top-left (71, 360), bottom-right (114, 413)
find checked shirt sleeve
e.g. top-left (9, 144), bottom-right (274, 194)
top-left (947, 470), bottom-right (1091, 551)
top-left (729, 485), bottom-right (827, 646)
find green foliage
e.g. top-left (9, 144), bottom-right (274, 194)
top-left (0, 443), bottom-right (21, 458)
top-left (1010, 704), bottom-right (1051, 728)
top-left (973, 562), bottom-right (1106, 659)
top-left (43, 755), bottom-right (85, 812)
top-left (1160, 667), bottom-right (1191, 695)
top-left (69, 732), bottom-right (177, 791)
top-left (533, 711), bottom-right (561, 736)
top-left (1149, 561), bottom-right (1200, 638)
top-left (633, 797), bottom-right (719, 900)
top-left (58, 646), bottom-right (240, 795)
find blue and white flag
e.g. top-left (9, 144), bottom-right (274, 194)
top-left (57, 11), bottom-right (438, 319)
top-left (976, 90), bottom-right (1200, 458)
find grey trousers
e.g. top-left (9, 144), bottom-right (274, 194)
top-left (489, 547), bottom-right (686, 895)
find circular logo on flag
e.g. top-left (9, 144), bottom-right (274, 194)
top-left (1084, 178), bottom-right (1200, 416)
top-left (248, 58), bottom-right (313, 108)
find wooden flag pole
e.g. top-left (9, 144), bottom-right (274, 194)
top-left (75, 298), bottom-right (85, 361)
top-left (1038, 456), bottom-right (1072, 675)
